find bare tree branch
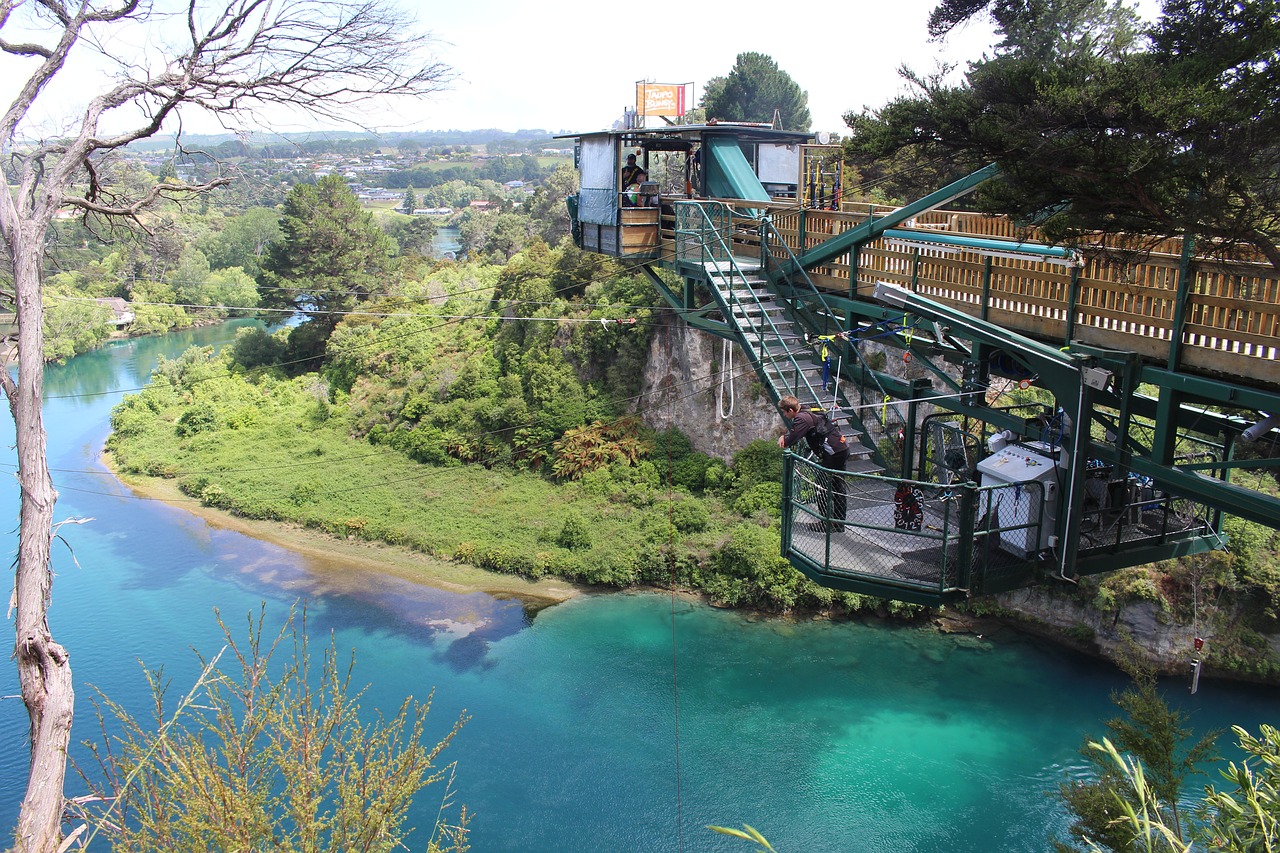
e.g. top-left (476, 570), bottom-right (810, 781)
top-left (65, 176), bottom-right (233, 217)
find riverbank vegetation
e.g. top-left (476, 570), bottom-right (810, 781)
top-left (104, 259), bottom-right (913, 619)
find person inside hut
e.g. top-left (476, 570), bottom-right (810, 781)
top-left (621, 153), bottom-right (643, 188)
top-left (621, 154), bottom-right (648, 207)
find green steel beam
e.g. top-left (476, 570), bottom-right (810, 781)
top-left (787, 557), bottom-right (953, 606)
top-left (1074, 536), bottom-right (1222, 575)
top-left (795, 164), bottom-right (1000, 271)
top-left (869, 282), bottom-right (1081, 386)
top-left (1141, 367), bottom-right (1280, 415)
top-left (640, 266), bottom-right (740, 340)
top-left (1177, 457), bottom-right (1280, 472)
top-left (882, 228), bottom-right (1076, 261)
top-left (1122, 451), bottom-right (1280, 528)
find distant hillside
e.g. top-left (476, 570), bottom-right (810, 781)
top-left (127, 128), bottom-right (558, 153)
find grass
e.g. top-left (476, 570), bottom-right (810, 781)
top-left (108, 378), bottom-right (731, 593)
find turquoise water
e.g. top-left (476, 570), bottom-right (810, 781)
top-left (2, 325), bottom-right (1276, 851)
top-left (433, 224), bottom-right (462, 259)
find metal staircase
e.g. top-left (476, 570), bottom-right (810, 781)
top-left (676, 201), bottom-right (882, 477)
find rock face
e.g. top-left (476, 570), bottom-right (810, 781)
top-left (997, 588), bottom-right (1202, 675)
top-left (635, 310), bottom-right (778, 460)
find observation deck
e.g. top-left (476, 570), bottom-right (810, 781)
top-left (561, 125), bottom-right (1280, 604)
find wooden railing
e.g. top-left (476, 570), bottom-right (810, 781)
top-left (762, 206), bottom-right (1280, 389)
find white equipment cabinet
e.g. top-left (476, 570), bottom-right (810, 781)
top-left (975, 441), bottom-right (1063, 558)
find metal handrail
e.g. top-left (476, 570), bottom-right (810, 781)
top-left (784, 455), bottom-right (1048, 595)
top-left (758, 216), bottom-right (908, 433)
top-left (675, 201), bottom-right (825, 406)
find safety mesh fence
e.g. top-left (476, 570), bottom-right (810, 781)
top-left (1077, 469), bottom-right (1214, 551)
top-left (786, 456), bottom-right (1045, 594)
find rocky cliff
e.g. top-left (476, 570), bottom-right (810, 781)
top-left (634, 310), bottom-right (779, 459)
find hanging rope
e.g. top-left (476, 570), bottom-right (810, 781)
top-left (717, 338), bottom-right (735, 420)
top-left (663, 316), bottom-right (686, 852)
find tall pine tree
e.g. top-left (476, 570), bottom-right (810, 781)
top-left (260, 175), bottom-right (395, 340)
top-left (701, 52), bottom-right (812, 131)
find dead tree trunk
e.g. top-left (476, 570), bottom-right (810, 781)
top-left (4, 229), bottom-right (73, 853)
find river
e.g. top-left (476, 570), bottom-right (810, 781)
top-left (1, 322), bottom-right (1276, 852)
top-left (433, 224), bottom-right (462, 259)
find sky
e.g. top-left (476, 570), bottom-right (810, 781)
top-left (0, 0), bottom-right (1007, 141)
top-left (402, 0), bottom-right (1002, 135)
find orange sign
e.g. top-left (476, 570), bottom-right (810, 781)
top-left (637, 83), bottom-right (687, 117)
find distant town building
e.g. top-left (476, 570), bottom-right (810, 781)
top-left (96, 297), bottom-right (135, 326)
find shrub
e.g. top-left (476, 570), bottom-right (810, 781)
top-left (672, 453), bottom-right (714, 493)
top-left (476, 545), bottom-right (536, 577)
top-left (67, 608), bottom-right (470, 852)
top-left (734, 483), bottom-right (783, 518)
top-left (556, 512), bottom-right (593, 551)
top-left (288, 482), bottom-right (319, 506)
top-left (731, 439), bottom-right (784, 493)
top-left (649, 428), bottom-right (694, 462)
top-left (176, 402), bottom-right (219, 437)
top-left (666, 496), bottom-right (709, 534)
top-left (703, 459), bottom-right (733, 493)
top-left (1066, 623), bottom-right (1096, 645)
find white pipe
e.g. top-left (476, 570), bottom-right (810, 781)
top-left (1241, 412), bottom-right (1279, 443)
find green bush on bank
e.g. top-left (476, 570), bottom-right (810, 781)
top-left (107, 343), bottom-right (899, 617)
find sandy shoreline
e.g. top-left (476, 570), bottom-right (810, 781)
top-left (108, 457), bottom-right (585, 606)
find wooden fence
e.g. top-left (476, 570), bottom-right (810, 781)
top-left (764, 207), bottom-right (1280, 389)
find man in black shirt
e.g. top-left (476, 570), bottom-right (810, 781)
top-left (777, 395), bottom-right (849, 531)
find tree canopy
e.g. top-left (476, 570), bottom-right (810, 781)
top-left (701, 52), bottom-right (812, 131)
top-left (844, 0), bottom-right (1280, 266)
top-left (260, 175), bottom-right (395, 337)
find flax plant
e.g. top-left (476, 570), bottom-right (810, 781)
top-left (69, 606), bottom-right (469, 852)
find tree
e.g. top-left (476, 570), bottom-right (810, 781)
top-left (524, 163), bottom-right (578, 245)
top-left (1081, 724), bottom-right (1280, 853)
top-left (844, 0), bottom-right (1280, 266)
top-left (1055, 657), bottom-right (1219, 851)
top-left (384, 215), bottom-right (439, 259)
top-left (403, 184), bottom-right (419, 213)
top-left (40, 288), bottom-right (114, 364)
top-left (700, 52), bottom-right (812, 132)
top-left (260, 175), bottom-right (396, 337)
top-left (0, 3), bottom-right (451, 850)
top-left (199, 207), bottom-right (283, 280)
top-left (1196, 724), bottom-right (1280, 849)
top-left (926, 0), bottom-right (1142, 58)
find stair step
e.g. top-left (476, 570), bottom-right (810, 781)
top-left (702, 260), bottom-right (762, 274)
top-left (847, 457), bottom-right (884, 475)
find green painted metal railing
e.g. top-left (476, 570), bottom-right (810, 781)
top-left (674, 201), bottom-right (827, 407)
top-left (783, 454), bottom-right (1051, 602)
